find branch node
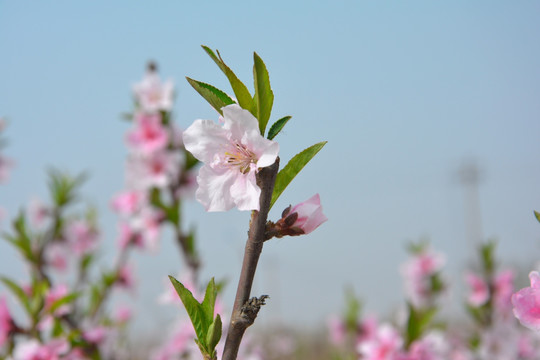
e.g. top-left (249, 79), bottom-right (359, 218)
top-left (240, 295), bottom-right (269, 326)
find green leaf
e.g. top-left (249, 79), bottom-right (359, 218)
top-left (405, 303), bottom-right (437, 347)
top-left (0, 276), bottom-right (31, 314)
top-left (149, 188), bottom-right (179, 226)
top-left (185, 150), bottom-right (200, 170)
top-left (253, 52), bottom-right (274, 135)
top-left (102, 271), bottom-right (118, 287)
top-left (480, 241), bottom-right (496, 274)
top-left (7, 212), bottom-right (35, 263)
top-left (49, 293), bottom-right (79, 314)
top-left (168, 275), bottom-right (209, 343)
top-left (47, 169), bottom-right (87, 207)
top-left (80, 253), bottom-right (94, 272)
top-left (89, 284), bottom-right (101, 314)
top-left (201, 278), bottom-right (217, 325)
top-left (344, 288), bottom-right (361, 333)
top-left (186, 77), bottom-right (235, 115)
top-left (270, 141), bottom-right (327, 209)
top-left (206, 314), bottom-right (222, 357)
top-left (51, 318), bottom-right (64, 337)
top-left (30, 281), bottom-right (47, 317)
top-left (267, 116), bottom-right (291, 140)
top-left (430, 273), bottom-right (445, 294)
top-left (201, 46), bottom-right (253, 111)
top-left (534, 210), bottom-right (540, 223)
top-left (185, 228), bottom-right (197, 257)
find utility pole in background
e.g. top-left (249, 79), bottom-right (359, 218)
top-left (458, 159), bottom-right (484, 255)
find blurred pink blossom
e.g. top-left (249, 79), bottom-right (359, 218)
top-left (117, 222), bottom-right (142, 249)
top-left (517, 332), bottom-right (539, 359)
top-left (110, 190), bottom-right (146, 216)
top-left (83, 326), bottom-right (107, 345)
top-left (401, 248), bottom-right (445, 307)
top-left (358, 323), bottom-right (403, 360)
top-left (358, 315), bottom-right (378, 344)
top-left (0, 296), bottom-right (13, 348)
top-left (0, 155), bottom-right (13, 183)
top-left (175, 172), bottom-right (197, 199)
top-left (128, 208), bottom-right (162, 251)
top-left (44, 242), bottom-right (69, 272)
top-left (116, 264), bottom-right (136, 291)
top-left (28, 198), bottom-right (49, 228)
top-left (465, 272), bottom-right (489, 307)
top-left (133, 71), bottom-right (174, 113)
top-left (127, 113), bottom-right (168, 155)
top-left (403, 332), bottom-right (448, 360)
top-left (182, 104), bottom-right (279, 212)
top-left (151, 321), bottom-right (196, 360)
top-left (327, 315), bottom-right (346, 345)
top-left (512, 271), bottom-right (540, 331)
top-left (493, 269), bottom-right (515, 311)
top-left (65, 220), bottom-right (99, 256)
top-left (126, 151), bottom-right (179, 190)
top-left (113, 305), bottom-right (132, 324)
top-left (13, 338), bottom-right (69, 360)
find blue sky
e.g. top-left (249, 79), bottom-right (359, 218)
top-left (1, 1), bottom-right (540, 336)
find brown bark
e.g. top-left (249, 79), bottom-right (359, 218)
top-left (222, 159), bottom-right (279, 360)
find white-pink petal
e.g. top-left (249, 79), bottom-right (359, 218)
top-left (196, 165), bottom-right (239, 212)
top-left (222, 104), bottom-right (261, 139)
top-left (230, 172), bottom-right (261, 211)
top-left (183, 119), bottom-right (230, 164)
top-left (290, 194), bottom-right (327, 234)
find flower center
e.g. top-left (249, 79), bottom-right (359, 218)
top-left (224, 142), bottom-right (257, 174)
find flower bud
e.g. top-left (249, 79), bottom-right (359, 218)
top-left (288, 194), bottom-right (327, 234)
top-left (265, 194), bottom-right (327, 240)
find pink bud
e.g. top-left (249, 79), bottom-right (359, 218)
top-left (289, 194), bottom-right (327, 234)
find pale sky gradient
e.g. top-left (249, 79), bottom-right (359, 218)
top-left (1, 1), bottom-right (540, 337)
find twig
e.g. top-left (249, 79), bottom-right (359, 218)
top-left (222, 158), bottom-right (279, 360)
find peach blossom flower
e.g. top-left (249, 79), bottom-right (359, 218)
top-left (183, 104), bottom-right (279, 211)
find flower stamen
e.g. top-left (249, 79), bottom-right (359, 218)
top-left (225, 142), bottom-right (257, 174)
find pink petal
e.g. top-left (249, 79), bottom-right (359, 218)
top-left (222, 104), bottom-right (261, 140)
top-left (230, 172), bottom-right (261, 211)
top-left (183, 119), bottom-right (230, 164)
top-left (290, 194), bottom-right (327, 234)
top-left (196, 165), bottom-right (238, 212)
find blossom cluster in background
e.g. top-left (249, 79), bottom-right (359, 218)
top-left (0, 65), bottom-right (203, 360)
top-left (327, 241), bottom-right (540, 360)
